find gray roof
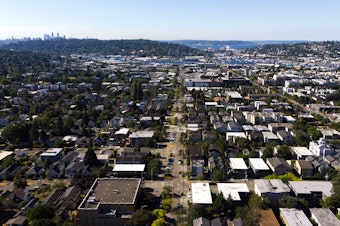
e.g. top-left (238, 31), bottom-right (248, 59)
top-left (79, 178), bottom-right (141, 209)
top-left (254, 179), bottom-right (290, 194)
top-left (288, 181), bottom-right (333, 199)
top-left (310, 208), bottom-right (340, 226)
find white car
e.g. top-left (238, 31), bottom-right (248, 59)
top-left (187, 192), bottom-right (191, 198)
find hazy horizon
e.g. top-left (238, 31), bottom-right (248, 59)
top-left (1, 0), bottom-right (339, 41)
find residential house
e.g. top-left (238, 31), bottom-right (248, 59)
top-left (65, 162), bottom-right (85, 177)
top-left (193, 217), bottom-right (210, 226)
top-left (227, 121), bottom-right (243, 132)
top-left (279, 208), bottom-right (313, 226)
top-left (288, 181), bottom-right (333, 203)
top-left (267, 123), bottom-right (294, 134)
top-left (42, 189), bottom-right (63, 207)
top-left (58, 185), bottom-right (82, 210)
top-left (188, 131), bottom-right (202, 142)
top-left (254, 179), bottom-right (290, 205)
top-left (310, 208), bottom-right (340, 226)
top-left (47, 162), bottom-right (65, 178)
top-left (191, 159), bottom-right (205, 178)
top-left (291, 160), bottom-right (313, 178)
top-left (202, 131), bottom-right (218, 142)
top-left (276, 130), bottom-right (295, 145)
top-left (266, 157), bottom-right (292, 175)
top-left (229, 158), bottom-right (248, 179)
top-left (5, 216), bottom-right (27, 226)
top-left (291, 147), bottom-right (314, 160)
top-left (208, 156), bottom-right (227, 174)
top-left (0, 165), bottom-right (22, 180)
top-left (309, 138), bottom-right (334, 158)
top-left (25, 164), bottom-right (45, 179)
top-left (248, 158), bottom-right (271, 178)
top-left (115, 151), bottom-right (144, 164)
top-left (262, 131), bottom-right (279, 143)
top-left (320, 128), bottom-right (340, 140)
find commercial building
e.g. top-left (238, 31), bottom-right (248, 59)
top-left (112, 164), bottom-right (145, 177)
top-left (191, 182), bottom-right (213, 204)
top-left (288, 181), bottom-right (333, 201)
top-left (216, 183), bottom-right (250, 201)
top-left (40, 148), bottom-right (63, 162)
top-left (77, 178), bottom-right (141, 226)
top-left (129, 130), bottom-right (155, 146)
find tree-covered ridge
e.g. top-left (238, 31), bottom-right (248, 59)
top-left (0, 39), bottom-right (204, 56)
top-left (0, 50), bottom-right (58, 78)
top-left (244, 41), bottom-right (340, 59)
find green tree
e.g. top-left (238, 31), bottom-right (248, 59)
top-left (27, 204), bottom-right (55, 221)
top-left (14, 177), bottom-right (27, 189)
top-left (211, 192), bottom-right (228, 214)
top-left (210, 169), bottom-right (224, 182)
top-left (265, 172), bottom-right (301, 183)
top-left (295, 130), bottom-right (308, 146)
top-left (31, 219), bottom-right (56, 226)
top-left (151, 218), bottom-right (168, 226)
top-left (161, 198), bottom-right (172, 212)
top-left (307, 126), bottom-right (322, 140)
top-left (152, 209), bottom-right (166, 219)
top-left (277, 145), bottom-right (292, 160)
top-left (43, 157), bottom-right (52, 170)
top-left (129, 209), bottom-right (154, 226)
top-left (187, 204), bottom-right (206, 225)
top-left (279, 195), bottom-right (308, 210)
top-left (235, 137), bottom-right (250, 150)
top-left (83, 147), bottom-right (98, 167)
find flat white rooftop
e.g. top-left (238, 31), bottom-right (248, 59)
top-left (288, 181), bottom-right (333, 199)
top-left (40, 148), bottom-right (62, 157)
top-left (0, 151), bottom-right (12, 161)
top-left (191, 182), bottom-right (213, 204)
top-left (217, 183), bottom-right (249, 201)
top-left (129, 131), bottom-right (155, 138)
top-left (254, 179), bottom-right (290, 194)
top-left (291, 147), bottom-right (314, 157)
top-left (262, 131), bottom-right (279, 140)
top-left (280, 208), bottom-right (312, 226)
top-left (112, 164), bottom-right (145, 172)
top-left (114, 128), bottom-right (130, 135)
top-left (226, 132), bottom-right (247, 141)
top-left (249, 158), bottom-right (270, 171)
top-left (229, 158), bottom-right (248, 170)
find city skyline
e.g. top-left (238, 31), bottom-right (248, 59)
top-left (1, 0), bottom-right (340, 41)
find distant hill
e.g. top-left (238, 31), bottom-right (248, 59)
top-left (165, 40), bottom-right (309, 50)
top-left (243, 41), bottom-right (340, 58)
top-left (0, 39), bottom-right (204, 57)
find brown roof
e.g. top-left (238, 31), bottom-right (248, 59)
top-left (297, 160), bottom-right (313, 169)
top-left (259, 209), bottom-right (280, 226)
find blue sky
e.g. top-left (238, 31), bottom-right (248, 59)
top-left (1, 0), bottom-right (339, 41)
